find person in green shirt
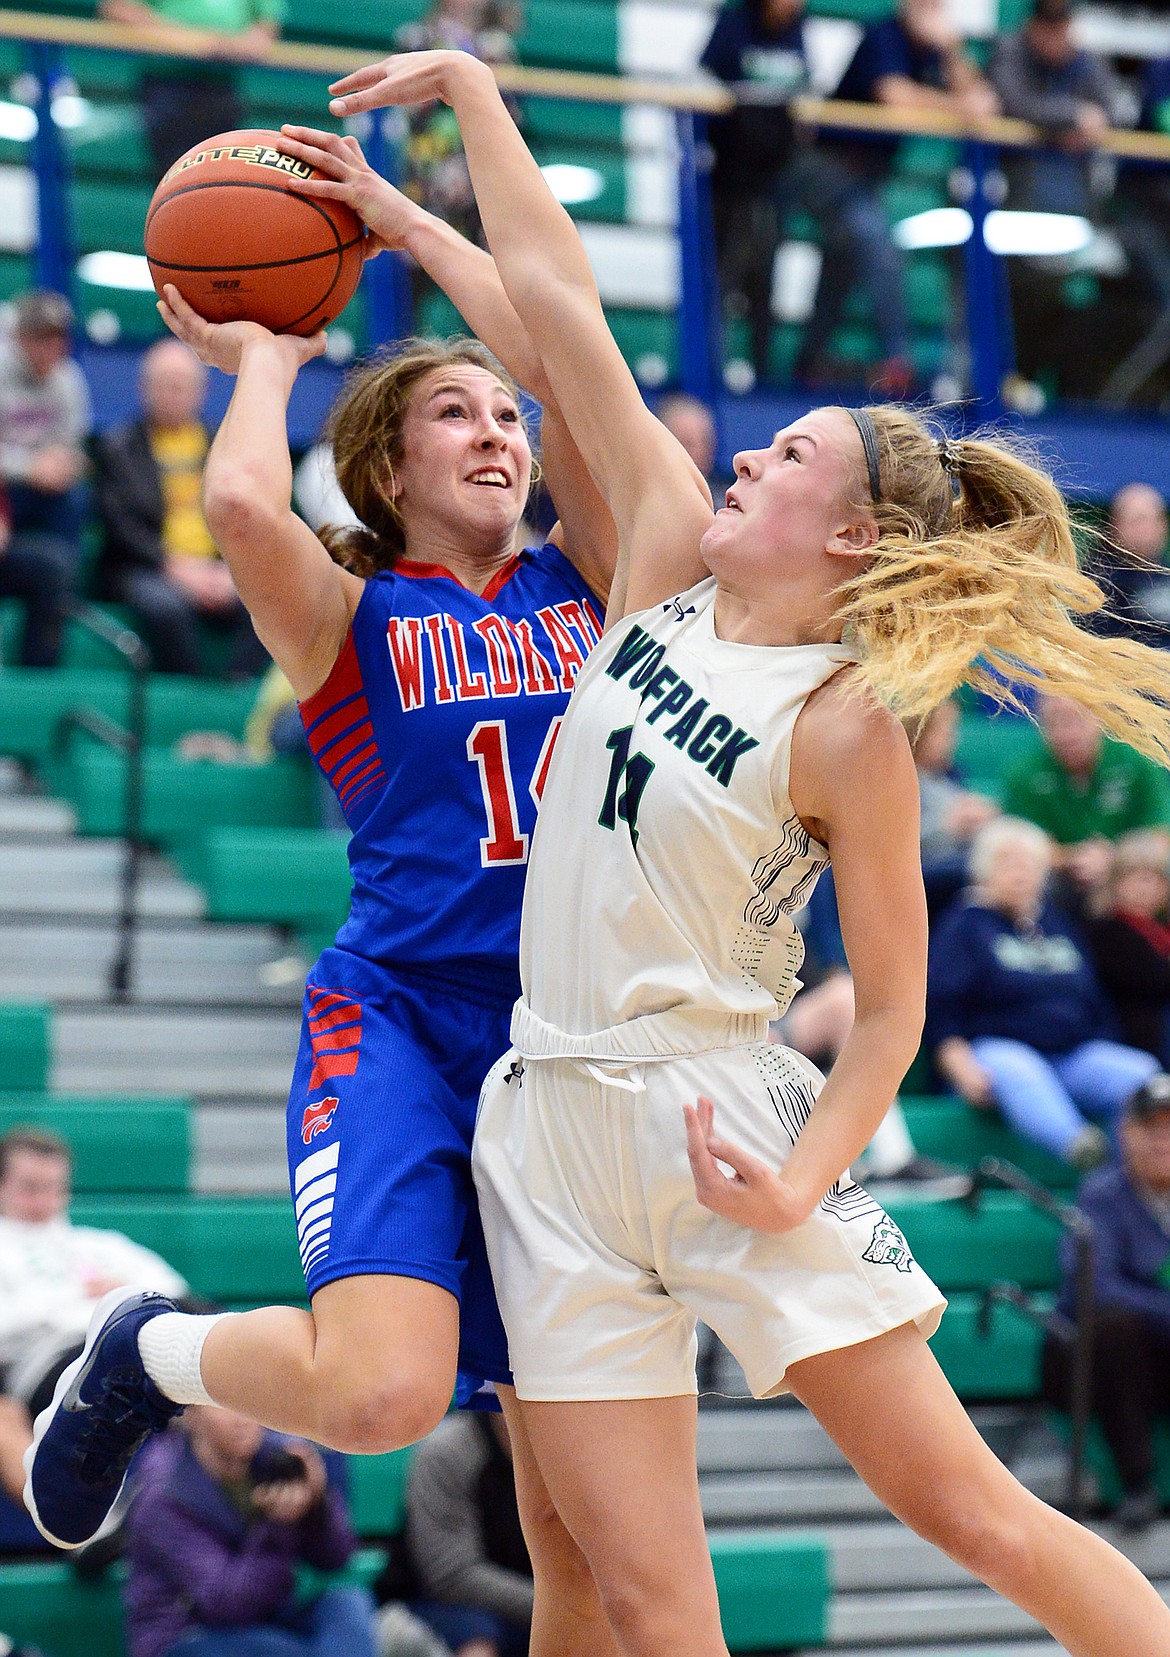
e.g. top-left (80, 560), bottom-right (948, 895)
top-left (99, 0), bottom-right (284, 179)
top-left (1004, 693), bottom-right (1170, 896)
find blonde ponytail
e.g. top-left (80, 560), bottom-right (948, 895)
top-left (836, 409), bottom-right (1170, 766)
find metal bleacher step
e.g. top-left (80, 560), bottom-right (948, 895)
top-left (52, 1006), bottom-right (298, 1097)
top-left (194, 1102), bottom-right (289, 1193)
top-left (0, 841), bottom-right (203, 919)
top-left (0, 794), bottom-right (77, 838)
top-left (0, 920), bottom-right (305, 1005)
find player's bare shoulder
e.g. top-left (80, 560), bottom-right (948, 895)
top-left (790, 666), bottom-right (917, 836)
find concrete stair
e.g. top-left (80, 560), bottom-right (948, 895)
top-left (6, 758), bottom-right (1170, 1656)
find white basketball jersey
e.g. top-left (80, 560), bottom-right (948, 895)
top-left (512, 578), bottom-right (859, 1062)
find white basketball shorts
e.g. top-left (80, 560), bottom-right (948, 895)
top-left (473, 1040), bottom-right (946, 1402)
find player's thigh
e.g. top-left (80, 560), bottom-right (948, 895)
top-left (517, 1395), bottom-right (719, 1611)
top-left (786, 1321), bottom-right (1032, 1562)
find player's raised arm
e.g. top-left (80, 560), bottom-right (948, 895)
top-left (328, 52), bottom-right (712, 623)
top-left (158, 286), bottom-right (362, 699)
top-left (274, 126), bottom-right (617, 602)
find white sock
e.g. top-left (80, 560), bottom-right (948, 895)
top-left (138, 1312), bottom-right (229, 1406)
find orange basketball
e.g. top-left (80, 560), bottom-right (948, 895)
top-left (144, 129), bottom-right (365, 336)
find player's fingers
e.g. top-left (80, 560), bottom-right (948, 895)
top-left (704, 1135), bottom-right (771, 1187)
top-left (160, 284), bottom-right (207, 334)
top-left (275, 131), bottom-right (344, 175)
top-left (684, 1106), bottom-right (726, 1202)
top-left (697, 1095), bottom-right (716, 1139)
top-left (328, 60), bottom-right (390, 96)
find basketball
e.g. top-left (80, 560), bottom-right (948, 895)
top-left (144, 129), bottom-right (365, 336)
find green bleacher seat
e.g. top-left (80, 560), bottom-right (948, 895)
top-left (0, 666), bottom-right (128, 765)
top-left (955, 712), bottom-right (1040, 798)
top-left (518, 0), bottom-right (619, 71)
top-left (71, 1194), bottom-right (304, 1302)
top-left (0, 1563), bottom-right (122, 1657)
top-left (929, 1291), bottom-right (1048, 1399)
top-left (0, 1100), bottom-right (190, 1192)
top-left (0, 1003), bottom-right (50, 1093)
top-left (0, 666), bottom-right (260, 770)
top-left (181, 827), bottom-right (352, 929)
top-left (902, 1095), bottom-right (1078, 1190)
top-left (348, 1448), bottom-right (415, 1536)
top-left (66, 747), bottom-right (316, 846)
top-left (521, 95), bottom-right (624, 148)
top-left (710, 1530), bottom-right (830, 1651)
top-left (887, 1191), bottom-right (1061, 1292)
top-left (284, 0), bottom-right (419, 47)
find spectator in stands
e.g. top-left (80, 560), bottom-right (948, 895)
top-left (0, 290), bottom-right (90, 668)
top-left (1043, 1072), bottom-right (1170, 1530)
top-left (98, 0), bottom-right (282, 180)
top-left (699, 0), bottom-right (915, 390)
top-left (825, 0), bottom-right (998, 395)
top-left (124, 1406), bottom-right (377, 1657)
top-left (1002, 694), bottom-right (1170, 904)
top-left (1088, 830), bottom-right (1170, 1065)
top-left (987, 0), bottom-right (1170, 401)
top-left (1102, 57), bottom-right (1170, 404)
top-left (0, 1127), bottom-right (189, 1508)
top-left (395, 0), bottom-right (519, 279)
top-left (378, 1413), bottom-right (531, 1657)
top-left (928, 816), bottom-right (1159, 1169)
top-left (1089, 482), bottom-right (1170, 650)
top-left (909, 695), bottom-right (999, 913)
top-left (95, 339), bottom-right (266, 678)
top-left (655, 392), bottom-right (717, 484)
top-left (990, 0), bottom-right (1117, 219)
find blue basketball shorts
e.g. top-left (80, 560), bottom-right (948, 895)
top-left (285, 945), bottom-right (516, 1402)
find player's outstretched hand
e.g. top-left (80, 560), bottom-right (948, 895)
top-left (276, 126), bottom-right (409, 258)
top-left (684, 1096), bottom-right (813, 1235)
top-left (327, 48), bottom-right (494, 119)
top-left (158, 284), bottom-right (326, 377)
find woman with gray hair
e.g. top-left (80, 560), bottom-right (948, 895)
top-left (1088, 829), bottom-right (1170, 1064)
top-left (928, 816), bottom-right (1159, 1168)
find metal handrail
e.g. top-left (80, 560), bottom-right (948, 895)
top-left (966, 1156), bottom-right (1096, 1520)
top-left (52, 602), bottom-right (150, 1005)
top-left (0, 5), bottom-right (1167, 156)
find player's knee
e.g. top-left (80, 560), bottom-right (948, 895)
top-left (317, 1373), bottom-right (448, 1455)
top-left (913, 1489), bottom-right (1041, 1592)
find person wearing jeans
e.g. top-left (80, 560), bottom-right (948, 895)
top-left (929, 815), bottom-right (1159, 1167)
top-left (124, 1407), bottom-right (377, 1657)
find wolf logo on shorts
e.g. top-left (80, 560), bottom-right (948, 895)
top-left (301, 1097), bottom-right (339, 1144)
top-left (863, 1219), bottom-right (914, 1272)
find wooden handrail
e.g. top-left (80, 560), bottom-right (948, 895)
top-left (0, 4), bottom-right (1168, 161)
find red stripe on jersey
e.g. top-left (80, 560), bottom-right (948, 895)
top-left (481, 555), bottom-right (523, 603)
top-left (308, 1005), bottom-right (361, 1035)
top-left (309, 1050), bottom-right (360, 1089)
top-left (299, 630), bottom-right (363, 731)
top-left (305, 701), bottom-right (370, 763)
top-left (337, 761), bottom-right (383, 808)
top-left (310, 1025), bottom-right (363, 1056)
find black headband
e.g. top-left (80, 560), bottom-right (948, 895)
top-left (846, 407), bottom-right (882, 504)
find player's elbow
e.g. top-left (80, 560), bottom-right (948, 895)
top-left (204, 472), bottom-right (282, 556)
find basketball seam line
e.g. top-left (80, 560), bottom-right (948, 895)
top-left (145, 176), bottom-right (354, 257)
top-left (146, 231), bottom-right (365, 276)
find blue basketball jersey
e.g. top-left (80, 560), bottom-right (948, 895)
top-left (298, 542), bottom-right (604, 973)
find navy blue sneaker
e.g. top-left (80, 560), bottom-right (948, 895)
top-left (23, 1288), bottom-right (185, 1549)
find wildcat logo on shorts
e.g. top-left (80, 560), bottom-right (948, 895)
top-left (862, 1218), bottom-right (913, 1272)
top-left (301, 1096), bottom-right (339, 1144)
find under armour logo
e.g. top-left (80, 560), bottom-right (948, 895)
top-left (665, 597), bottom-right (696, 621)
top-left (505, 1060), bottom-right (525, 1086)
